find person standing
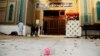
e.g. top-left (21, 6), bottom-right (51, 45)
top-left (35, 19), bottom-right (40, 37)
top-left (31, 25), bottom-right (35, 36)
top-left (43, 21), bottom-right (47, 34)
top-left (18, 21), bottom-right (24, 36)
top-left (35, 25), bottom-right (39, 37)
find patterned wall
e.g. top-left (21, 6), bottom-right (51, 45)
top-left (0, 0), bottom-right (100, 25)
top-left (0, 0), bottom-right (7, 24)
top-left (26, 0), bottom-right (34, 25)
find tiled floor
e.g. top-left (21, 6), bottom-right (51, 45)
top-left (0, 35), bottom-right (100, 56)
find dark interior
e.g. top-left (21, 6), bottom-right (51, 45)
top-left (44, 10), bottom-right (59, 16)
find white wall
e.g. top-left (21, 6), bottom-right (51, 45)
top-left (0, 25), bottom-right (19, 35)
top-left (0, 25), bottom-right (31, 36)
top-left (25, 25), bottom-right (31, 35)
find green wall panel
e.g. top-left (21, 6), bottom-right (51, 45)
top-left (19, 0), bottom-right (25, 22)
top-left (84, 0), bottom-right (88, 24)
top-left (96, 1), bottom-right (100, 21)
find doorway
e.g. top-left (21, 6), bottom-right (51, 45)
top-left (43, 10), bottom-right (66, 35)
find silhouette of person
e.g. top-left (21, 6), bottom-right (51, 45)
top-left (43, 21), bottom-right (47, 34)
top-left (31, 25), bottom-right (35, 36)
top-left (35, 25), bottom-right (39, 37)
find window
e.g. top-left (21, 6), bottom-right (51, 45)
top-left (60, 11), bottom-right (65, 15)
top-left (8, 4), bottom-right (14, 21)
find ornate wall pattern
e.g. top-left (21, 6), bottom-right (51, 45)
top-left (26, 0), bottom-right (34, 25)
top-left (0, 8), bottom-right (6, 24)
top-left (0, 0), bottom-right (7, 24)
top-left (0, 0), bottom-right (100, 25)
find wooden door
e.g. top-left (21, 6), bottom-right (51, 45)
top-left (43, 17), bottom-right (65, 35)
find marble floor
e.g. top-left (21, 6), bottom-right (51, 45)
top-left (0, 35), bottom-right (100, 56)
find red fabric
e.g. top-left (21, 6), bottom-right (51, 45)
top-left (66, 12), bottom-right (79, 16)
